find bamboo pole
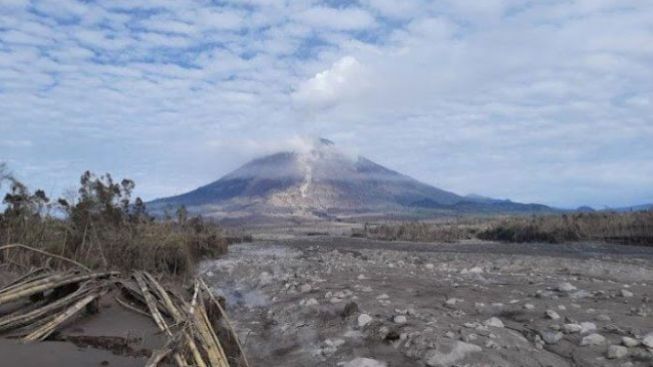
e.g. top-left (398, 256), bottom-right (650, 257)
top-left (0, 244), bottom-right (91, 272)
top-left (0, 271), bottom-right (118, 306)
top-left (200, 278), bottom-right (251, 367)
top-left (23, 288), bottom-right (107, 341)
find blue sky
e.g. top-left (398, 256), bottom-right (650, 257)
top-left (0, 0), bottom-right (652, 208)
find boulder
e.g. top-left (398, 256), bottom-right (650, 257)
top-left (424, 340), bottom-right (482, 367)
top-left (580, 333), bottom-right (605, 346)
top-left (607, 345), bottom-right (628, 359)
top-left (342, 358), bottom-right (387, 367)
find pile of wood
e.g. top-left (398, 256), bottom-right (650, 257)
top-left (119, 272), bottom-right (250, 367)
top-left (0, 264), bottom-right (249, 367)
top-left (0, 268), bottom-right (118, 341)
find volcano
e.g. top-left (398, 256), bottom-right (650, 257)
top-left (147, 138), bottom-right (552, 219)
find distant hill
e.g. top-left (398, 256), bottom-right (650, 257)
top-left (147, 139), bottom-right (556, 219)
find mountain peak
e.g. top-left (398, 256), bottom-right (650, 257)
top-left (147, 142), bottom-right (554, 219)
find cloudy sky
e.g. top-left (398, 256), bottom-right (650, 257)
top-left (0, 0), bottom-right (652, 208)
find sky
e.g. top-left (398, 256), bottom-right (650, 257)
top-left (0, 0), bottom-right (652, 209)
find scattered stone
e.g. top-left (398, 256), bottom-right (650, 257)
top-left (621, 289), bottom-right (634, 298)
top-left (393, 315), bottom-right (407, 324)
top-left (468, 266), bottom-right (483, 274)
top-left (340, 301), bottom-right (359, 317)
top-left (303, 298), bottom-right (319, 306)
top-left (425, 263), bottom-right (435, 270)
top-left (445, 298), bottom-right (463, 306)
top-left (562, 323), bottom-right (583, 334)
top-left (581, 333), bottom-right (606, 346)
top-left (424, 340), bottom-right (482, 367)
top-left (540, 330), bottom-right (563, 345)
top-left (485, 340), bottom-right (500, 349)
top-left (259, 271), bottom-right (273, 286)
top-left (319, 338), bottom-right (345, 356)
top-left (607, 345), bottom-right (628, 359)
top-left (358, 314), bottom-right (372, 328)
top-left (342, 357), bottom-right (387, 367)
top-left (580, 322), bottom-right (597, 334)
top-left (595, 314), bottom-right (612, 322)
top-left (642, 333), bottom-right (653, 348)
top-left (376, 294), bottom-right (389, 300)
top-left (300, 284), bottom-right (312, 293)
top-left (622, 336), bottom-right (639, 347)
top-left (545, 310), bottom-right (560, 320)
top-left (483, 317), bottom-right (504, 328)
top-left (557, 282), bottom-right (577, 292)
top-left (523, 303), bottom-right (535, 310)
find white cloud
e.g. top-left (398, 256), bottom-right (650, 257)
top-left (298, 6), bottom-right (376, 30)
top-left (0, 0), bottom-right (651, 207)
top-left (292, 56), bottom-right (370, 109)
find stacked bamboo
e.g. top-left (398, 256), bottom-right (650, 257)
top-left (118, 272), bottom-right (250, 367)
top-left (0, 267), bottom-right (249, 367)
top-left (0, 269), bottom-right (117, 341)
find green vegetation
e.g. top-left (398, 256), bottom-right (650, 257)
top-left (0, 167), bottom-right (240, 277)
top-left (477, 212), bottom-right (653, 244)
top-left (355, 211), bottom-right (653, 245)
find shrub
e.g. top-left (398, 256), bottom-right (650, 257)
top-left (477, 212), bottom-right (653, 244)
top-left (0, 170), bottom-right (235, 278)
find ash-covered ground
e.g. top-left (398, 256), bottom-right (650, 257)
top-left (202, 237), bottom-right (653, 367)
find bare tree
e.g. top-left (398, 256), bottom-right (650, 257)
top-left (0, 162), bottom-right (13, 191)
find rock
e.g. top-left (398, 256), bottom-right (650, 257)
top-left (300, 284), bottom-right (312, 293)
top-left (569, 290), bottom-right (592, 299)
top-left (595, 314), bottom-right (611, 322)
top-left (642, 333), bottom-right (653, 348)
top-left (621, 336), bottom-right (639, 347)
top-left (468, 266), bottom-right (483, 274)
top-left (303, 298), bottom-right (319, 306)
top-left (445, 298), bottom-right (462, 306)
top-left (607, 345), bottom-right (628, 359)
top-left (536, 290), bottom-right (557, 299)
top-left (557, 282), bottom-right (577, 292)
top-left (523, 303), bottom-right (535, 310)
top-left (485, 340), bottom-right (500, 349)
top-left (393, 315), bottom-right (407, 324)
top-left (540, 330), bottom-right (563, 344)
top-left (620, 289), bottom-right (634, 298)
top-left (376, 294), bottom-right (389, 300)
top-left (358, 314), bottom-right (372, 328)
top-left (342, 358), bottom-right (387, 367)
top-left (424, 340), bottom-right (482, 367)
top-left (545, 310), bottom-right (560, 320)
top-left (319, 338), bottom-right (345, 356)
top-left (425, 263), bottom-right (435, 270)
top-left (340, 301), bottom-right (359, 317)
top-left (580, 322), bottom-right (597, 334)
top-left (258, 271), bottom-right (273, 286)
top-left (562, 323), bottom-right (583, 334)
top-left (483, 317), bottom-right (504, 328)
top-left (581, 333), bottom-right (606, 346)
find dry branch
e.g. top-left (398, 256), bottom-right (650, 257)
top-left (0, 244), bottom-right (91, 272)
